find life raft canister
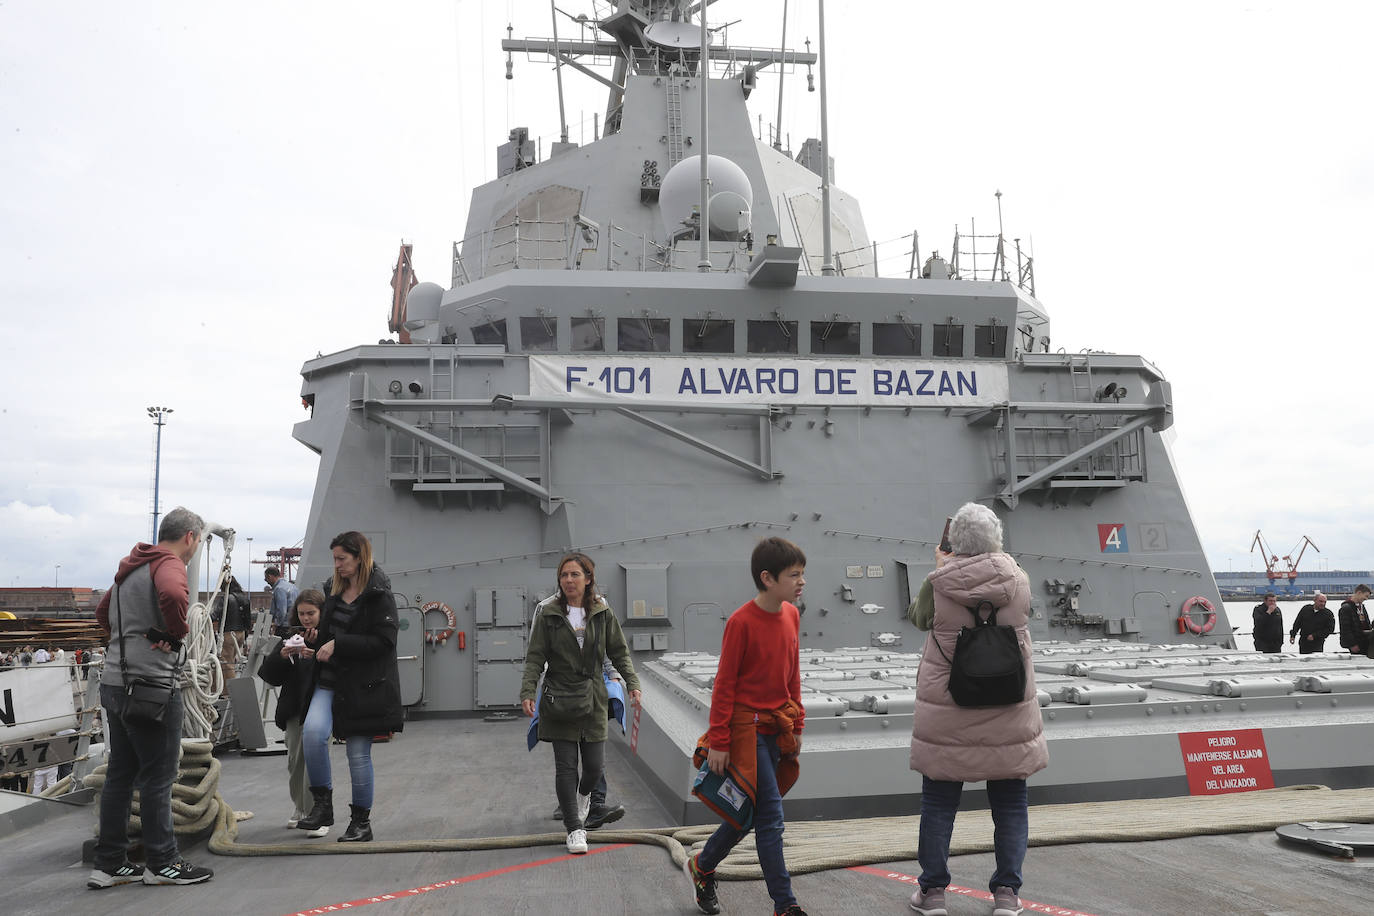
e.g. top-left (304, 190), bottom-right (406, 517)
top-left (1177, 595), bottom-right (1217, 635)
top-left (422, 601), bottom-right (457, 645)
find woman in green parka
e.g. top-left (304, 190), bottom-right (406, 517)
top-left (520, 552), bottom-right (641, 855)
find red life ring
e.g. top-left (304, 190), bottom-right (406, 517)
top-left (422, 601), bottom-right (457, 645)
top-left (1178, 596), bottom-right (1217, 635)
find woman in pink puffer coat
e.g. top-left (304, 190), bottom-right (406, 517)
top-left (905, 502), bottom-right (1048, 916)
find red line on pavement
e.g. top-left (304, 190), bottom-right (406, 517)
top-left (849, 865), bottom-right (1100, 916)
top-left (282, 843), bottom-right (632, 916)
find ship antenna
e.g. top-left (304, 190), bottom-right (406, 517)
top-left (551, 1), bottom-right (568, 144)
top-left (818, 0), bottom-right (835, 275)
top-left (774, 0), bottom-right (789, 150)
top-left (697, 2), bottom-right (712, 273)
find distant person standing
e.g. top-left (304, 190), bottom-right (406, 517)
top-left (216, 577), bottom-right (252, 696)
top-left (265, 566), bottom-right (299, 637)
top-left (1251, 594), bottom-right (1284, 653)
top-left (1338, 585), bottom-right (1373, 655)
top-left (88, 506), bottom-right (214, 888)
top-left (1289, 592), bottom-right (1336, 654)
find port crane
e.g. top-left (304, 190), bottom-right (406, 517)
top-left (1250, 530), bottom-right (1319, 583)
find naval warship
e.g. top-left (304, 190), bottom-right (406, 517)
top-left (288, 0), bottom-right (1374, 821)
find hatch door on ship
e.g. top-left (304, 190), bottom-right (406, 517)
top-left (474, 586), bottom-right (527, 708)
top-left (395, 604), bottom-right (423, 706)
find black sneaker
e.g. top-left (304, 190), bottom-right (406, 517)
top-left (143, 858), bottom-right (214, 885)
top-left (776, 906), bottom-right (809, 916)
top-left (87, 861), bottom-right (144, 888)
top-left (684, 854), bottom-right (720, 915)
top-left (584, 802), bottom-right (625, 830)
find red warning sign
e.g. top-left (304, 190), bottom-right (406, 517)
top-left (1178, 728), bottom-right (1274, 795)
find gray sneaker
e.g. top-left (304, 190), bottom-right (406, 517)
top-left (992, 886), bottom-right (1023, 916)
top-left (909, 886), bottom-right (947, 915)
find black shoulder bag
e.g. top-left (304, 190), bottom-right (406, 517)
top-left (114, 572), bottom-right (181, 725)
top-left (934, 599), bottom-right (1027, 708)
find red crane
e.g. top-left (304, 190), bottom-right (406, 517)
top-left (1250, 530), bottom-right (1319, 582)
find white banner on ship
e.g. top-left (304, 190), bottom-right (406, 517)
top-left (529, 356), bottom-right (1009, 407)
top-left (0, 664), bottom-right (80, 744)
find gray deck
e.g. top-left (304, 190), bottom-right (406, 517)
top-left (2, 718), bottom-right (1371, 915)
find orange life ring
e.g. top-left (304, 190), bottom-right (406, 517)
top-left (1178, 596), bottom-right (1217, 635)
top-left (422, 601), bottom-right (456, 645)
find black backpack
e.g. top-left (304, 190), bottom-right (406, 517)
top-left (934, 599), bottom-right (1027, 707)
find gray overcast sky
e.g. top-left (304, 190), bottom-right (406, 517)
top-left (2, 0), bottom-right (1371, 591)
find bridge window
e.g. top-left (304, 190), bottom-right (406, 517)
top-left (519, 316), bottom-right (558, 352)
top-left (873, 321), bottom-right (921, 356)
top-left (748, 319), bottom-right (798, 354)
top-left (684, 318), bottom-right (735, 353)
top-left (933, 321), bottom-right (964, 357)
top-left (472, 318), bottom-right (507, 347)
top-left (810, 320), bottom-right (860, 355)
top-left (571, 317), bottom-right (605, 352)
top-left (974, 323), bottom-right (1007, 358)
top-left (618, 317), bottom-right (670, 352)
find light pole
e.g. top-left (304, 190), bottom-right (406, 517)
top-left (246, 536), bottom-right (254, 594)
top-left (55, 564), bottom-right (61, 587)
top-left (146, 406), bottom-right (174, 540)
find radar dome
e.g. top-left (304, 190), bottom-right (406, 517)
top-left (404, 281), bottom-right (445, 343)
top-left (659, 155), bottom-right (753, 241)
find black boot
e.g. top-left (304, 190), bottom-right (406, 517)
top-left (296, 786), bottom-right (334, 831)
top-left (337, 804), bottom-right (372, 842)
top-left (584, 802), bottom-right (625, 830)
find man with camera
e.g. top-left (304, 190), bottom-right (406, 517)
top-left (89, 506), bottom-right (214, 889)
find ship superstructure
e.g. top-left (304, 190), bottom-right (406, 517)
top-left (289, 2), bottom-right (1278, 811)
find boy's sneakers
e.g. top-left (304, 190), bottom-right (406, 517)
top-left (142, 859), bottom-right (214, 885)
top-left (684, 853), bottom-right (720, 915)
top-left (992, 887), bottom-right (1024, 916)
top-left (909, 886), bottom-right (948, 915)
top-left (87, 861), bottom-right (144, 888)
top-left (565, 828), bottom-right (588, 854)
top-left (775, 906), bottom-right (809, 916)
top-left (302, 824), bottom-right (330, 838)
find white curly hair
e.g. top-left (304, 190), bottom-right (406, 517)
top-left (947, 502), bottom-right (1003, 555)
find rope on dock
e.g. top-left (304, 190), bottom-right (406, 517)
top-left (195, 783), bottom-right (1374, 878)
top-left (81, 739), bottom-right (240, 838)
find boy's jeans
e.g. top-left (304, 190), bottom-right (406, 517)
top-left (698, 732), bottom-right (796, 912)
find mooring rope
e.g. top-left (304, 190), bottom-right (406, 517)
top-left (86, 775), bottom-right (1370, 878)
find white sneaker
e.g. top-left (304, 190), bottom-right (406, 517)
top-left (566, 828), bottom-right (588, 854)
top-left (287, 812), bottom-right (305, 828)
top-left (576, 792), bottom-right (591, 825)
top-left (304, 824), bottom-right (330, 838)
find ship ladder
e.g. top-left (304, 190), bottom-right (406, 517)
top-left (665, 76), bottom-right (685, 167)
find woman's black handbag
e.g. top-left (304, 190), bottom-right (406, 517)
top-left (938, 600), bottom-right (1027, 707)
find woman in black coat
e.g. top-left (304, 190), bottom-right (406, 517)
top-left (294, 532), bottom-right (404, 842)
top-left (257, 588), bottom-right (325, 835)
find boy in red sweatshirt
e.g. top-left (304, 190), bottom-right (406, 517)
top-left (685, 537), bottom-right (808, 916)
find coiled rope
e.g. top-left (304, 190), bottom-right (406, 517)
top-left (181, 600), bottom-right (224, 739)
top-left (81, 739), bottom-right (243, 838)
